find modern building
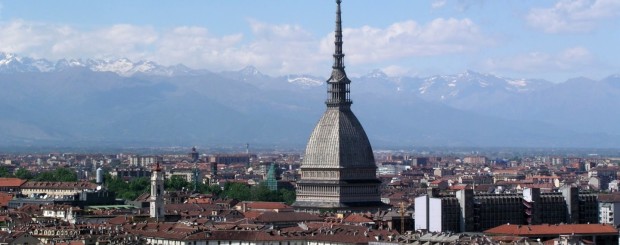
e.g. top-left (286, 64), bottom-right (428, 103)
top-left (293, 0), bottom-right (384, 212)
top-left (129, 155), bottom-right (162, 167)
top-left (110, 167), bottom-right (151, 179)
top-left (208, 154), bottom-right (249, 165)
top-left (415, 186), bottom-right (598, 233)
top-left (598, 194), bottom-right (620, 227)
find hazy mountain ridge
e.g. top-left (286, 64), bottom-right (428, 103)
top-left (0, 52), bottom-right (193, 77)
top-left (2, 52), bottom-right (620, 148)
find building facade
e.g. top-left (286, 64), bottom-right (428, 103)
top-left (415, 186), bottom-right (598, 233)
top-left (293, 0), bottom-right (383, 212)
top-left (598, 194), bottom-right (620, 227)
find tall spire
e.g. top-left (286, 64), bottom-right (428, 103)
top-left (326, 0), bottom-right (352, 108)
top-left (333, 0), bottom-right (344, 69)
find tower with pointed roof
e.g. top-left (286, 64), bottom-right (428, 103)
top-left (293, 0), bottom-right (384, 212)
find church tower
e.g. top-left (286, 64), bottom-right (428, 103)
top-left (293, 0), bottom-right (384, 212)
top-left (150, 162), bottom-right (165, 220)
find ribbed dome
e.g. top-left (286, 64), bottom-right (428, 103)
top-left (293, 0), bottom-right (386, 212)
top-left (302, 107), bottom-right (375, 171)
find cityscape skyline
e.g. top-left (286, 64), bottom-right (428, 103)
top-left (1, 1), bottom-right (620, 244)
top-left (1, 0), bottom-right (619, 83)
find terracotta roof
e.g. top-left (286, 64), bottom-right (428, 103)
top-left (343, 214), bottom-right (374, 224)
top-left (124, 222), bottom-right (202, 240)
top-left (255, 212), bottom-right (322, 223)
top-left (485, 224), bottom-right (618, 236)
top-left (0, 192), bottom-right (13, 207)
top-left (450, 184), bottom-right (468, 190)
top-left (237, 201), bottom-right (292, 210)
top-left (0, 177), bottom-right (27, 187)
top-left (54, 241), bottom-right (85, 245)
top-left (430, 179), bottom-right (445, 184)
top-left (598, 193), bottom-right (620, 203)
top-left (243, 210), bottom-right (263, 219)
top-left (21, 181), bottom-right (97, 189)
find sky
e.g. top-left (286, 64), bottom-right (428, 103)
top-left (1, 0), bottom-right (619, 82)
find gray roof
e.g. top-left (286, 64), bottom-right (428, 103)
top-left (302, 107), bottom-right (375, 172)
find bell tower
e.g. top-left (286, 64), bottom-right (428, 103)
top-left (150, 162), bottom-right (165, 220)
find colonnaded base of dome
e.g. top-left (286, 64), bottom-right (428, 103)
top-left (292, 200), bottom-right (389, 213)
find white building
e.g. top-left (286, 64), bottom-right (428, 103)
top-left (599, 194), bottom-right (620, 227)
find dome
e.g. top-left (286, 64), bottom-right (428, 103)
top-left (302, 107), bottom-right (375, 171)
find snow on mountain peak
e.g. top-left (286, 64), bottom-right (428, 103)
top-left (0, 53), bottom-right (186, 76)
top-left (240, 65), bottom-right (263, 76)
top-left (507, 79), bottom-right (528, 87)
top-left (363, 69), bottom-right (388, 79)
top-left (287, 74), bottom-right (323, 88)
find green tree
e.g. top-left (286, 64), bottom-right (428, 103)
top-left (252, 183), bottom-right (280, 202)
top-left (104, 174), bottom-right (150, 201)
top-left (15, 168), bottom-right (34, 179)
top-left (197, 183), bottom-right (222, 196)
top-left (165, 176), bottom-right (190, 191)
top-left (222, 182), bottom-right (252, 200)
top-left (220, 182), bottom-right (294, 204)
top-left (279, 189), bottom-right (296, 205)
top-left (54, 168), bottom-right (78, 182)
top-left (33, 168), bottom-right (77, 182)
top-left (0, 167), bottom-right (10, 177)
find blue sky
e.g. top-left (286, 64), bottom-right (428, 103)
top-left (1, 0), bottom-right (619, 82)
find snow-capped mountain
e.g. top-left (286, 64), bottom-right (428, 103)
top-left (5, 52), bottom-right (620, 148)
top-left (287, 74), bottom-right (323, 88)
top-left (362, 69), bottom-right (390, 80)
top-left (413, 70), bottom-right (553, 110)
top-left (418, 70), bottom-right (550, 97)
top-left (0, 53), bottom-right (53, 73)
top-left (0, 52), bottom-right (191, 76)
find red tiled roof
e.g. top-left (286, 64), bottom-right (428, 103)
top-left (255, 212), bottom-right (322, 223)
top-left (21, 181), bottom-right (97, 189)
top-left (598, 193), bottom-right (620, 203)
top-left (430, 179), bottom-right (444, 184)
top-left (0, 193), bottom-right (13, 207)
top-left (343, 214), bottom-right (374, 223)
top-left (239, 201), bottom-right (291, 210)
top-left (243, 210), bottom-right (263, 219)
top-left (485, 224), bottom-right (618, 236)
top-left (0, 178), bottom-right (26, 187)
top-left (450, 184), bottom-right (468, 190)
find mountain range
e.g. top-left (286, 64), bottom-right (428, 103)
top-left (1, 52), bottom-right (620, 149)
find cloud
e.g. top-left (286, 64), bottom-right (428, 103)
top-left (0, 17), bottom-right (490, 76)
top-left (0, 19), bottom-right (327, 75)
top-left (320, 18), bottom-right (492, 66)
top-left (431, 0), bottom-right (447, 9)
top-left (381, 65), bottom-right (410, 77)
top-left (526, 0), bottom-right (620, 33)
top-left (0, 20), bottom-right (159, 61)
top-left (482, 47), bottom-right (595, 73)
top-left (52, 24), bottom-right (159, 60)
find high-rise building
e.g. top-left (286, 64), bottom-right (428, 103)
top-left (293, 0), bottom-right (384, 212)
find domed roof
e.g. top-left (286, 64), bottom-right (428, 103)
top-left (302, 107), bottom-right (375, 170)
